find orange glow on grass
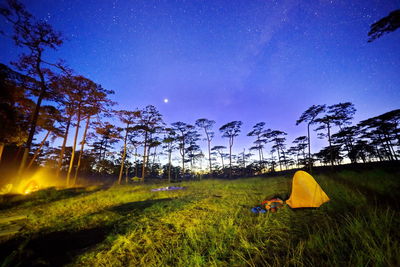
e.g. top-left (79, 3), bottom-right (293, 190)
top-left (15, 168), bottom-right (65, 195)
top-left (23, 180), bottom-right (39, 194)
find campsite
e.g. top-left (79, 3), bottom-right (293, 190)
top-left (0, 164), bottom-right (399, 266)
top-left (1, 0), bottom-right (400, 266)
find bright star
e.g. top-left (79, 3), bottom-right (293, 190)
top-left (164, 98), bottom-right (169, 103)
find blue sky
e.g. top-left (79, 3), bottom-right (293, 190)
top-left (1, 0), bottom-right (399, 165)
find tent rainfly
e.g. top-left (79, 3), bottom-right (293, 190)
top-left (286, 171), bottom-right (330, 208)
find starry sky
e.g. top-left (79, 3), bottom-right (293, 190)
top-left (1, 0), bottom-right (400, 162)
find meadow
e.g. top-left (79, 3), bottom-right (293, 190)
top-left (0, 168), bottom-right (399, 266)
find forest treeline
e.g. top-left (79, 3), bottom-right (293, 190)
top-left (0, 0), bottom-right (399, 186)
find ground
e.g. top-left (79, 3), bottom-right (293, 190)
top-left (0, 169), bottom-right (399, 266)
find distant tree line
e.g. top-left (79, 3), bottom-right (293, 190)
top-left (0, 0), bottom-right (399, 187)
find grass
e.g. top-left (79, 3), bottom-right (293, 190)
top-left (0, 169), bottom-right (399, 266)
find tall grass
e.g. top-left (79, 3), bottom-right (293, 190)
top-left (0, 170), bottom-right (399, 266)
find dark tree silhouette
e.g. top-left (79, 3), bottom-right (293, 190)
top-left (162, 128), bottom-right (177, 182)
top-left (116, 110), bottom-right (140, 184)
top-left (292, 136), bottom-right (308, 167)
top-left (247, 122), bottom-right (267, 168)
top-left (211, 145), bottom-right (227, 169)
top-left (296, 104), bottom-right (326, 171)
top-left (171, 122), bottom-right (195, 177)
top-left (314, 115), bottom-right (336, 166)
top-left (0, 63), bottom-right (35, 163)
top-left (1, 0), bottom-right (66, 178)
top-left (195, 118), bottom-right (215, 174)
top-left (368, 9), bottom-right (400, 42)
top-left (265, 130), bottom-right (288, 171)
top-left (219, 121), bottom-right (242, 178)
top-left (133, 105), bottom-right (163, 181)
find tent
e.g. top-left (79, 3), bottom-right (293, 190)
top-left (286, 171), bottom-right (330, 208)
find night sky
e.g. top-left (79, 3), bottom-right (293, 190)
top-left (2, 0), bottom-right (400, 162)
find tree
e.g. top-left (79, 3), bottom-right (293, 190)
top-left (329, 102), bottom-right (356, 130)
top-left (358, 109), bottom-right (399, 161)
top-left (296, 105), bottom-right (326, 171)
top-left (116, 110), bottom-right (140, 185)
top-left (1, 0), bottom-right (66, 178)
top-left (64, 76), bottom-right (103, 186)
top-left (171, 122), bottom-right (195, 177)
top-left (195, 118), bottom-right (215, 174)
top-left (211, 145), bottom-right (227, 170)
top-left (331, 126), bottom-right (358, 163)
top-left (219, 121), bottom-right (242, 178)
top-left (91, 122), bottom-right (121, 170)
top-left (314, 115), bottom-right (335, 166)
top-left (265, 130), bottom-right (288, 171)
top-left (185, 130), bottom-right (202, 172)
top-left (315, 145), bottom-right (343, 165)
top-left (292, 136), bottom-right (308, 167)
top-left (72, 84), bottom-right (114, 185)
top-left (368, 9), bottom-right (400, 42)
top-left (162, 128), bottom-right (177, 183)
top-left (0, 63), bottom-right (35, 163)
top-left (27, 105), bottom-right (62, 169)
top-left (133, 105), bottom-right (163, 181)
top-left (128, 132), bottom-right (142, 178)
top-left (247, 122), bottom-right (267, 168)
top-left (327, 102), bottom-right (356, 163)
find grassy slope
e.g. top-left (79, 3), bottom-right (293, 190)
top-left (1, 170), bottom-right (399, 266)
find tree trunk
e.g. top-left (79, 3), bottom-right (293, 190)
top-left (327, 122), bottom-right (334, 166)
top-left (168, 150), bottom-right (172, 183)
top-left (0, 142), bottom-right (4, 165)
top-left (180, 136), bottom-right (185, 178)
top-left (152, 146), bottom-right (157, 166)
top-left (56, 114), bottom-right (72, 178)
top-left (118, 122), bottom-right (129, 185)
top-left (134, 147), bottom-right (138, 177)
top-left (208, 139), bottom-right (212, 174)
top-left (281, 149), bottom-right (287, 170)
top-left (27, 130), bottom-right (51, 169)
top-left (17, 55), bottom-right (46, 181)
top-left (73, 115), bottom-right (91, 186)
top-left (229, 137), bottom-right (233, 178)
top-left (141, 132), bottom-right (148, 182)
top-left (277, 147), bottom-right (282, 171)
top-left (66, 109), bottom-right (81, 187)
top-left (385, 134), bottom-right (398, 161)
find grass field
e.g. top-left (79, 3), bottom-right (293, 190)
top-left (1, 169), bottom-right (399, 266)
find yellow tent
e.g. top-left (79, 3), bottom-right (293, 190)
top-left (286, 171), bottom-right (330, 208)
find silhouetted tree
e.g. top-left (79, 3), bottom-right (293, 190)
top-left (0, 63), bottom-right (35, 163)
top-left (133, 105), bottom-right (163, 181)
top-left (195, 118), bottom-right (215, 174)
top-left (292, 136), bottom-right (308, 167)
top-left (219, 121), bottom-right (242, 178)
top-left (314, 115), bottom-right (336, 166)
top-left (265, 130), bottom-right (288, 171)
top-left (1, 0), bottom-right (66, 178)
top-left (171, 122), bottom-right (195, 177)
top-left (116, 110), bottom-right (140, 184)
top-left (72, 84), bottom-right (114, 185)
top-left (247, 122), bottom-right (267, 168)
top-left (368, 9), bottom-right (400, 42)
top-left (296, 105), bottom-right (326, 171)
top-left (162, 128), bottom-right (177, 182)
top-left (211, 145), bottom-right (227, 170)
